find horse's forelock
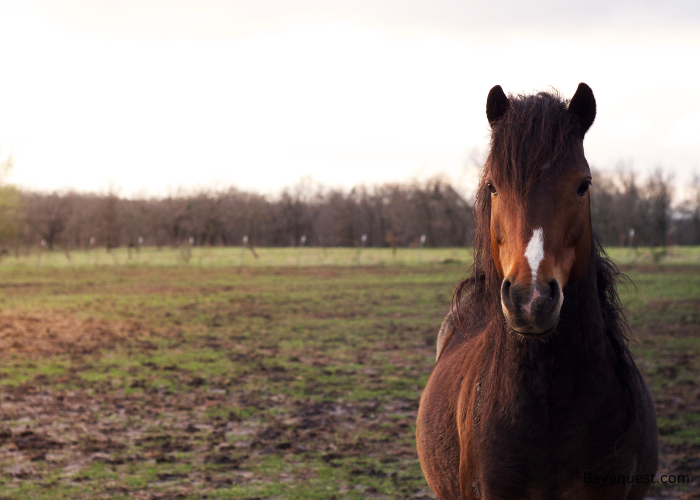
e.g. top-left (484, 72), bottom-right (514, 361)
top-left (488, 91), bottom-right (576, 197)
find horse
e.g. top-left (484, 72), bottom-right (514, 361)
top-left (416, 84), bottom-right (658, 500)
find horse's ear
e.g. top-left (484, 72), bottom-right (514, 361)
top-left (568, 83), bottom-right (596, 136)
top-left (486, 85), bottom-right (510, 126)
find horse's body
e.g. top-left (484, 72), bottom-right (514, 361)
top-left (416, 84), bottom-right (657, 500)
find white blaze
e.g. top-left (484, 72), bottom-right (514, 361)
top-left (524, 228), bottom-right (545, 283)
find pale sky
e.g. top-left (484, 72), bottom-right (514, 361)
top-left (1, 0), bottom-right (700, 197)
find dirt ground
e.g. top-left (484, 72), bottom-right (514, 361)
top-left (0, 264), bottom-right (697, 499)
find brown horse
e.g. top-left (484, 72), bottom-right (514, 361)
top-left (416, 84), bottom-right (658, 500)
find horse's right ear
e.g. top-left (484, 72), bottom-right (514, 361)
top-left (568, 83), bottom-right (596, 136)
top-left (486, 85), bottom-right (510, 126)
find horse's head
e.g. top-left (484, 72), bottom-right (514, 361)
top-left (484, 84), bottom-right (596, 336)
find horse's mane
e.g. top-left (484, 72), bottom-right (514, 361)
top-left (452, 90), bottom-right (633, 364)
top-left (489, 90), bottom-right (576, 196)
top-left (593, 241), bottom-right (636, 371)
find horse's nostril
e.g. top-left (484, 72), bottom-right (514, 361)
top-left (548, 280), bottom-right (561, 306)
top-left (501, 278), bottom-right (514, 310)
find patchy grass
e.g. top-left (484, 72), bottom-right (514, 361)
top-left (0, 246), bottom-right (474, 269)
top-left (1, 245), bottom-right (698, 269)
top-left (0, 260), bottom-right (697, 499)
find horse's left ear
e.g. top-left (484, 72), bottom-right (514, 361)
top-left (568, 83), bottom-right (596, 136)
top-left (486, 85), bottom-right (510, 126)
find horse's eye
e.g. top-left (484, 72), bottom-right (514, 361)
top-left (486, 182), bottom-right (497, 196)
top-left (577, 180), bottom-right (591, 196)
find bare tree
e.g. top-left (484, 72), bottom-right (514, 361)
top-left (8, 168), bottom-right (695, 251)
top-left (643, 168), bottom-right (674, 247)
top-left (23, 193), bottom-right (73, 250)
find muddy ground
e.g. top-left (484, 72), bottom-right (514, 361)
top-left (0, 264), bottom-right (697, 499)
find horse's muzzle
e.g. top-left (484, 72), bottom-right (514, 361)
top-left (500, 278), bottom-right (562, 335)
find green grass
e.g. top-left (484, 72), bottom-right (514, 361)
top-left (606, 245), bottom-right (700, 265)
top-left (0, 246), bottom-right (475, 268)
top-left (2, 245), bottom-right (698, 269)
top-left (0, 251), bottom-right (697, 498)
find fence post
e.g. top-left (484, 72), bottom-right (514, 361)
top-left (240, 235), bottom-right (248, 266)
top-left (297, 235), bottom-right (306, 265)
top-left (357, 234), bottom-right (367, 264)
top-left (418, 234), bottom-right (426, 264)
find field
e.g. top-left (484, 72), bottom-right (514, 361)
top-left (0, 248), bottom-right (698, 499)
top-left (2, 245), bottom-right (700, 268)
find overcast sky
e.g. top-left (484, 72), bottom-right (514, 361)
top-left (1, 0), bottom-right (699, 197)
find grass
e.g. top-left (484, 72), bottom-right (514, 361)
top-left (1, 245), bottom-right (698, 269)
top-left (0, 246), bottom-right (474, 269)
top-left (0, 249), bottom-right (697, 499)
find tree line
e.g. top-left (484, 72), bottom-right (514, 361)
top-left (0, 169), bottom-right (698, 254)
top-left (590, 169), bottom-right (699, 247)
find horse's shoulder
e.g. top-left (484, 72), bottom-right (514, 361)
top-left (436, 304), bottom-right (489, 364)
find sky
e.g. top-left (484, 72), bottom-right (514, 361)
top-left (0, 0), bottom-right (699, 197)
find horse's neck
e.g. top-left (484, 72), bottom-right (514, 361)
top-left (497, 258), bottom-right (611, 389)
top-left (482, 256), bottom-right (636, 442)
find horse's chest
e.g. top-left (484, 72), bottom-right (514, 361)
top-left (471, 395), bottom-right (630, 500)
top-left (477, 410), bottom-right (582, 471)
